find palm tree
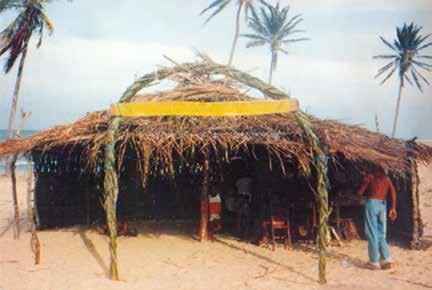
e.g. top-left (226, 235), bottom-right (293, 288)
top-left (242, 1), bottom-right (308, 85)
top-left (201, 0), bottom-right (258, 66)
top-left (0, 0), bottom-right (54, 174)
top-left (374, 22), bottom-right (432, 137)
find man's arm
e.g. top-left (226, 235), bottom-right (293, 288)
top-left (357, 174), bottom-right (371, 197)
top-left (388, 178), bottom-right (397, 210)
top-left (387, 177), bottom-right (397, 221)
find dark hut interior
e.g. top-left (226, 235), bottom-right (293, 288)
top-left (31, 139), bottom-right (422, 246)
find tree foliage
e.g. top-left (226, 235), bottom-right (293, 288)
top-left (0, 0), bottom-right (55, 72)
top-left (374, 22), bottom-right (432, 92)
top-left (242, 1), bottom-right (308, 83)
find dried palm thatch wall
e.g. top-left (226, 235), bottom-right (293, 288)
top-left (1, 59), bottom-right (432, 283)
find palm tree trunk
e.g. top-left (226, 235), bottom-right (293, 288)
top-left (268, 49), bottom-right (277, 85)
top-left (391, 81), bottom-right (403, 138)
top-left (4, 46), bottom-right (28, 176)
top-left (228, 1), bottom-right (244, 66)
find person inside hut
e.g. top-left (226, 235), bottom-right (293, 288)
top-left (208, 185), bottom-right (222, 240)
top-left (235, 174), bottom-right (253, 239)
top-left (357, 166), bottom-right (397, 270)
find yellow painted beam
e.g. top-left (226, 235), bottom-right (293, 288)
top-left (110, 99), bottom-right (299, 117)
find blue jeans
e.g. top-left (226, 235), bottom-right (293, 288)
top-left (365, 199), bottom-right (393, 266)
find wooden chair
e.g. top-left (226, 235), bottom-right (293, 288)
top-left (263, 207), bottom-right (292, 251)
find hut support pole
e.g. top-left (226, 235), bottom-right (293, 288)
top-left (296, 111), bottom-right (330, 284)
top-left (26, 153), bottom-right (40, 264)
top-left (10, 154), bottom-right (20, 240)
top-left (406, 140), bottom-right (422, 248)
top-left (26, 154), bottom-right (33, 232)
top-left (103, 116), bottom-right (121, 280)
top-left (199, 152), bottom-right (209, 241)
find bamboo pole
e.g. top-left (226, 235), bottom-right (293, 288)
top-left (199, 151), bottom-right (210, 242)
top-left (25, 153), bottom-right (40, 264)
top-left (26, 154), bottom-right (33, 232)
top-left (10, 154), bottom-right (20, 239)
top-left (103, 116), bottom-right (121, 280)
top-left (296, 111), bottom-right (330, 284)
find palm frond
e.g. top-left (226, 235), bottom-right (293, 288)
top-left (404, 74), bottom-right (413, 86)
top-left (200, 0), bottom-right (228, 15)
top-left (373, 55), bottom-right (398, 59)
top-left (246, 39), bottom-right (266, 48)
top-left (201, 0), bottom-right (231, 24)
top-left (379, 65), bottom-right (397, 85)
top-left (417, 41), bottom-right (432, 51)
top-left (410, 69), bottom-right (423, 92)
top-left (282, 37), bottom-right (309, 43)
top-left (375, 60), bottom-right (397, 79)
top-left (0, 0), bottom-right (54, 73)
top-left (40, 11), bottom-right (54, 34)
top-left (241, 33), bottom-right (267, 41)
top-left (412, 65), bottom-right (430, 85)
top-left (379, 36), bottom-right (398, 52)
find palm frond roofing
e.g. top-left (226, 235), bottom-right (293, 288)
top-left (0, 61), bottom-right (431, 175)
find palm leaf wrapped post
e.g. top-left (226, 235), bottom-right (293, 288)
top-left (103, 116), bottom-right (121, 280)
top-left (296, 111), bottom-right (330, 284)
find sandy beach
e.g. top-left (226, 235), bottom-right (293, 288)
top-left (0, 170), bottom-right (431, 290)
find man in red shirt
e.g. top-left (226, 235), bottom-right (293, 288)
top-left (357, 167), bottom-right (397, 270)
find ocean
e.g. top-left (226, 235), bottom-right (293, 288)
top-left (0, 129), bottom-right (39, 173)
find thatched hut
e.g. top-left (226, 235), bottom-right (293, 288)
top-left (2, 59), bottom-right (432, 283)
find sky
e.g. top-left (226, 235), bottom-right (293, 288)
top-left (0, 0), bottom-right (431, 139)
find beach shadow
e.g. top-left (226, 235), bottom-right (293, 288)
top-left (134, 220), bottom-right (199, 242)
top-left (391, 277), bottom-right (432, 289)
top-left (295, 243), bottom-right (370, 270)
top-left (418, 237), bottom-right (432, 251)
top-left (0, 218), bottom-right (14, 238)
top-left (213, 237), bottom-right (317, 284)
top-left (78, 228), bottom-right (109, 277)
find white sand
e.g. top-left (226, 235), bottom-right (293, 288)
top-left (1, 173), bottom-right (432, 290)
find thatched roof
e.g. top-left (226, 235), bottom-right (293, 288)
top-left (1, 59), bottom-right (431, 175)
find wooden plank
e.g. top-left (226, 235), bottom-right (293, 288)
top-left (110, 99), bottom-right (299, 117)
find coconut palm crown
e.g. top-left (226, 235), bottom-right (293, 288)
top-left (200, 0), bottom-right (258, 66)
top-left (0, 0), bottom-right (54, 72)
top-left (374, 22), bottom-right (432, 137)
top-left (242, 1), bottom-right (308, 84)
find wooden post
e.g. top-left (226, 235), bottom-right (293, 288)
top-left (406, 140), bottom-right (421, 248)
top-left (103, 116), bottom-right (121, 280)
top-left (10, 154), bottom-right (20, 239)
top-left (199, 151), bottom-right (209, 242)
top-left (296, 111), bottom-right (330, 284)
top-left (31, 207), bottom-right (41, 265)
top-left (25, 153), bottom-right (40, 264)
top-left (26, 154), bottom-right (33, 232)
